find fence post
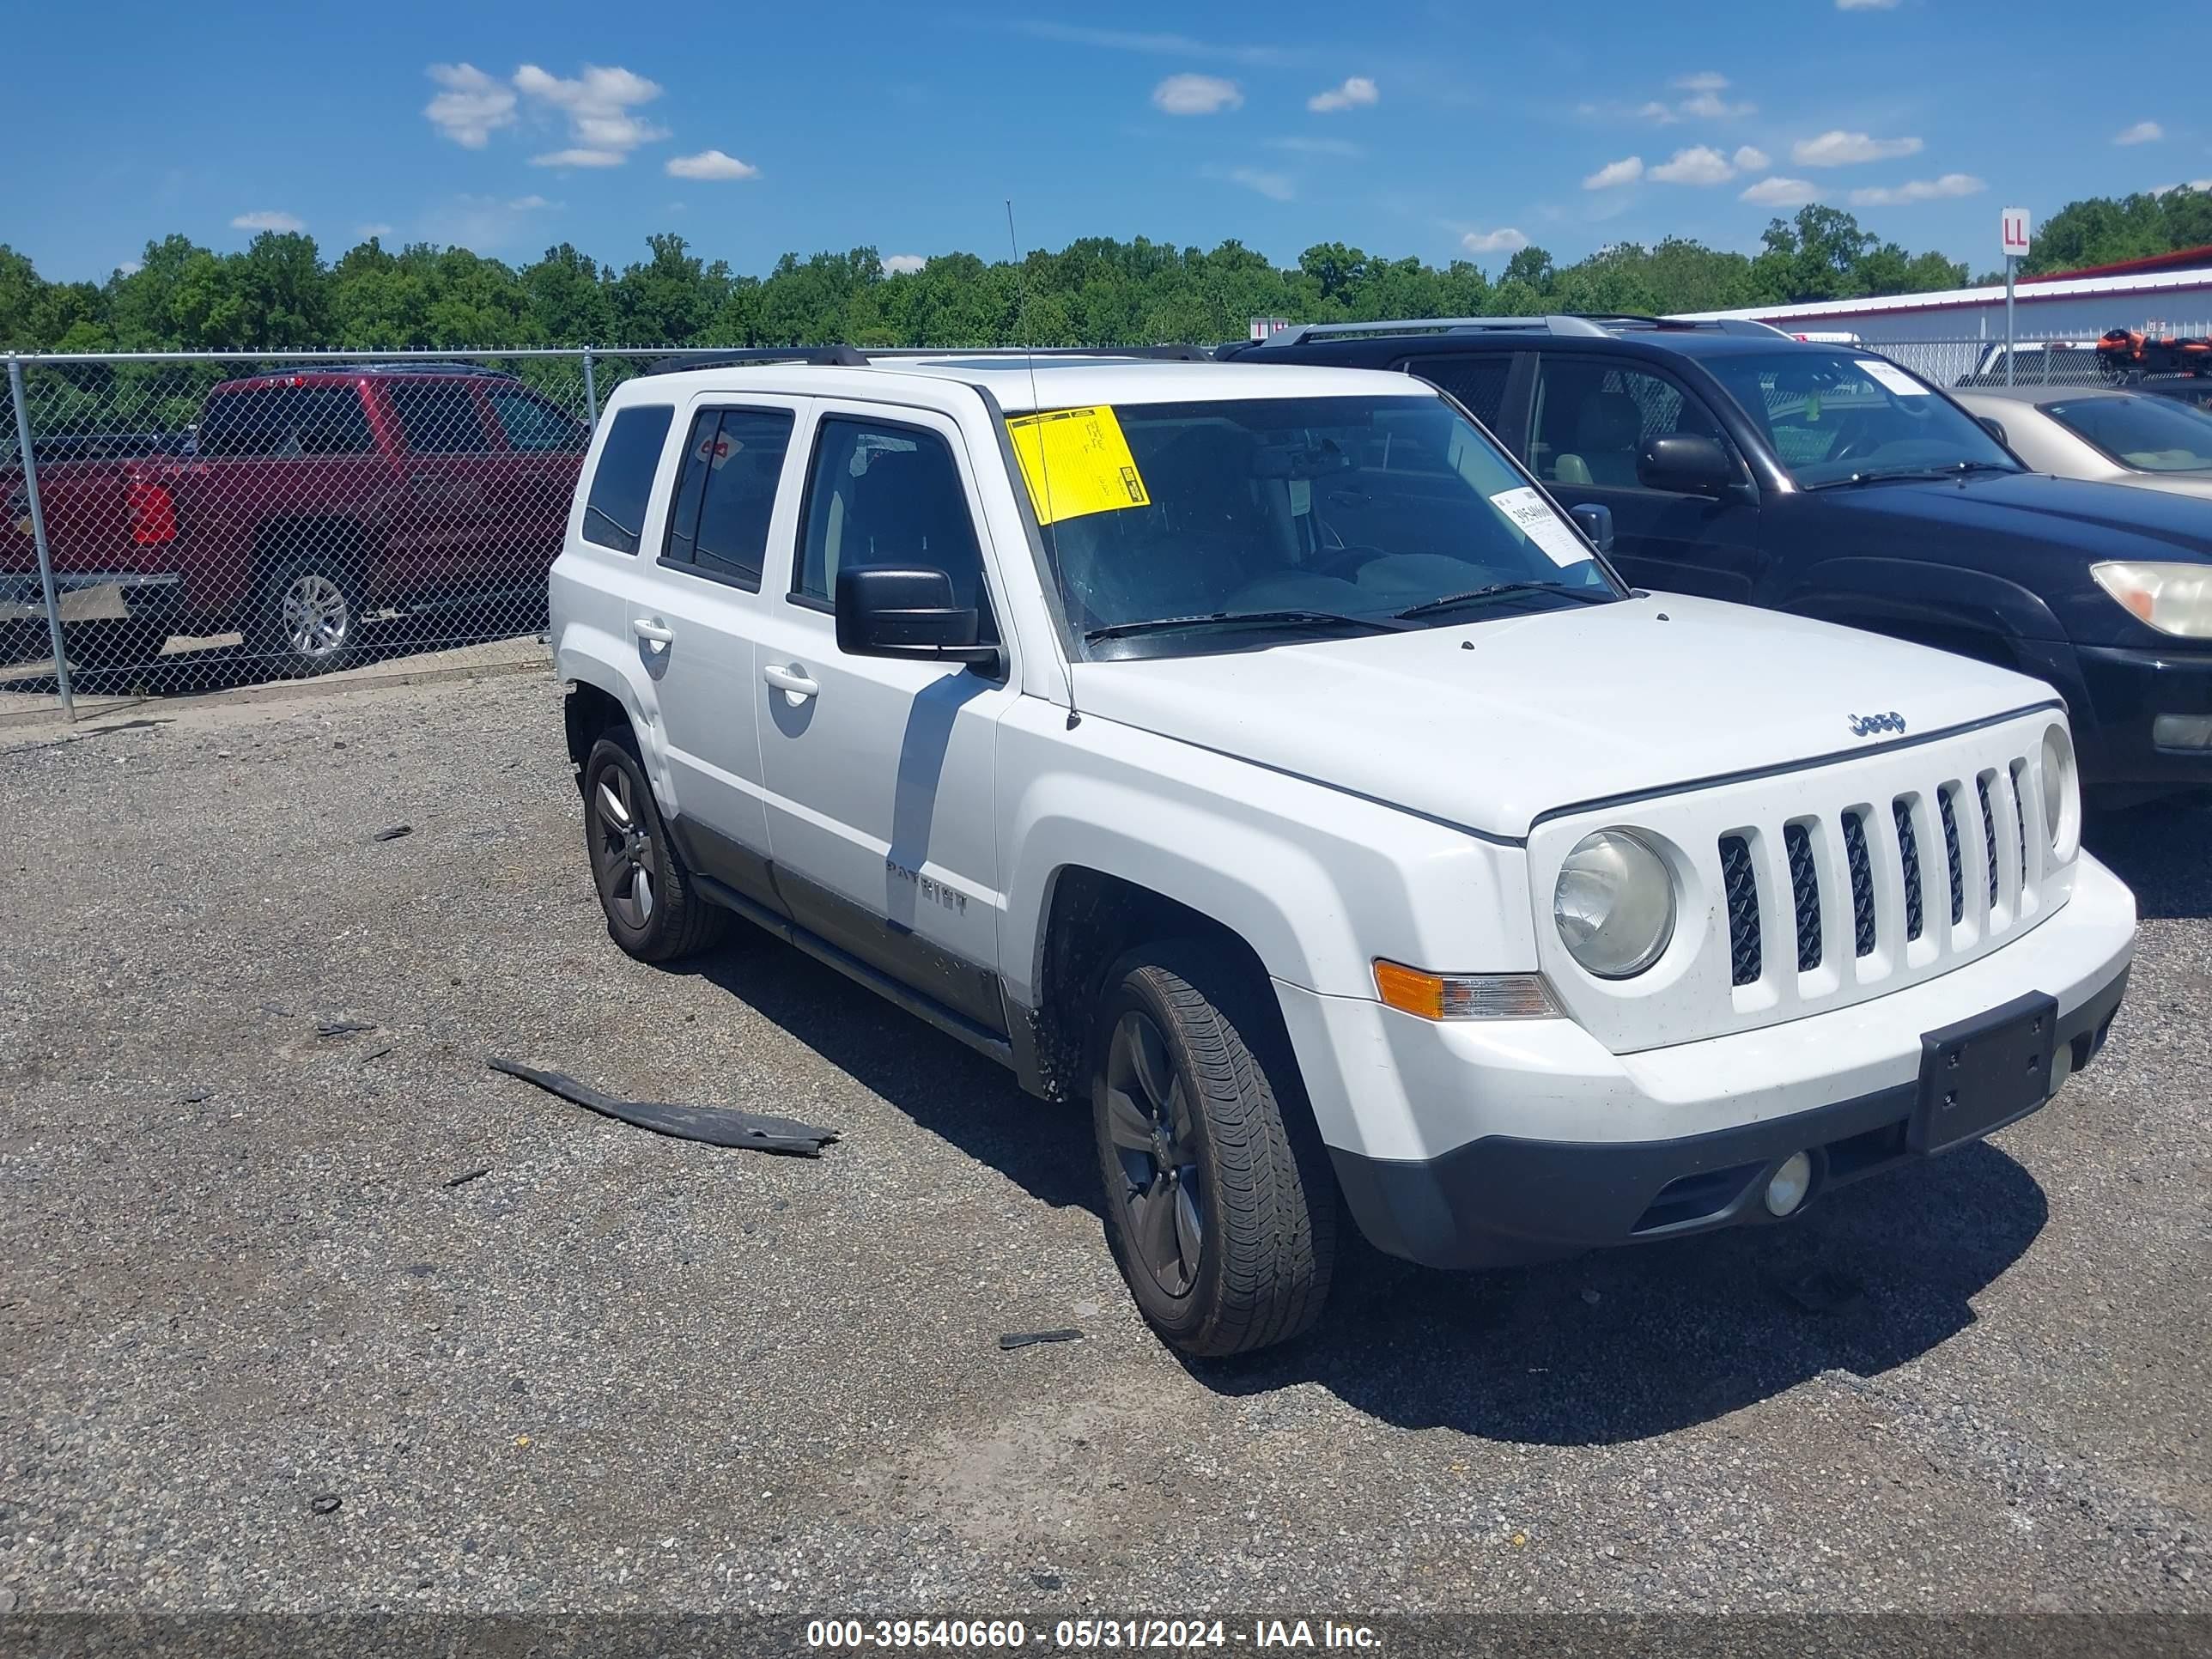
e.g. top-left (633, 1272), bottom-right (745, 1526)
top-left (7, 354), bottom-right (73, 721)
top-left (580, 345), bottom-right (599, 430)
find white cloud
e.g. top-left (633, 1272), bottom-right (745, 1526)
top-left (881, 254), bottom-right (927, 276)
top-left (423, 63), bottom-right (516, 149)
top-left (117, 260), bottom-right (143, 276)
top-left (665, 149), bottom-right (759, 180)
top-left (1583, 155), bottom-right (1644, 189)
top-left (2151, 179), bottom-right (2212, 197)
top-left (1792, 130), bottom-right (1923, 166)
top-left (1671, 70), bottom-right (1729, 91)
top-left (1462, 227), bottom-right (1528, 254)
top-left (1308, 76), bottom-right (1378, 113)
top-left (1849, 173), bottom-right (1985, 206)
top-left (507, 195), bottom-right (555, 210)
top-left (1009, 21), bottom-right (1297, 68)
top-left (514, 63), bottom-right (667, 164)
top-left (1267, 135), bottom-right (1364, 156)
top-left (1734, 145), bottom-right (1771, 171)
top-left (1222, 166), bottom-right (1294, 200)
top-left (1651, 145), bottom-right (1736, 185)
top-left (1633, 100), bottom-right (1678, 125)
top-left (1836, 0), bottom-right (1900, 9)
top-left (2114, 120), bottom-right (2164, 146)
top-left (1153, 73), bottom-right (1243, 115)
top-left (230, 210), bottom-right (304, 232)
top-left (531, 148), bottom-right (624, 168)
top-left (1740, 175), bottom-right (1817, 206)
top-left (355, 222), bottom-right (395, 238)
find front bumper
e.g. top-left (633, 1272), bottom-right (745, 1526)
top-left (2072, 641), bottom-right (2212, 789)
top-left (1277, 853), bottom-right (2136, 1269)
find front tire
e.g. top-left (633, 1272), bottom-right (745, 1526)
top-left (1091, 942), bottom-right (1337, 1358)
top-left (580, 730), bottom-right (727, 963)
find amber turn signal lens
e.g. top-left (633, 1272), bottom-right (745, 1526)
top-left (1373, 960), bottom-right (1562, 1020)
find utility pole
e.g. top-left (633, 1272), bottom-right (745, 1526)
top-left (2001, 208), bottom-right (2033, 386)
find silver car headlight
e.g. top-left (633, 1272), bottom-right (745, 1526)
top-left (2092, 561), bottom-right (2212, 639)
top-left (2039, 725), bottom-right (2076, 852)
top-left (1554, 830), bottom-right (1676, 979)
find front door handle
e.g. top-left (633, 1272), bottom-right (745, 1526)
top-left (632, 617), bottom-right (674, 644)
top-left (762, 662), bottom-right (819, 702)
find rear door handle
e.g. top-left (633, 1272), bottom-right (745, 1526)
top-left (631, 617), bottom-right (674, 644)
top-left (762, 662), bottom-right (819, 701)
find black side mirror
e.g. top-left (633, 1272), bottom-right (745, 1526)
top-left (835, 566), bottom-right (998, 665)
top-left (1638, 434), bottom-right (1736, 497)
top-left (1977, 415), bottom-right (2008, 446)
top-left (1568, 501), bottom-right (1614, 556)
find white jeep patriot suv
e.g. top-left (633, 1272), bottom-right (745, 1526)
top-left (549, 346), bottom-right (2136, 1357)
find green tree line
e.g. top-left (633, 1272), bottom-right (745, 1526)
top-left (5, 191), bottom-right (2205, 359)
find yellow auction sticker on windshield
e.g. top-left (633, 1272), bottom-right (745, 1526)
top-left (1006, 406), bottom-right (1151, 526)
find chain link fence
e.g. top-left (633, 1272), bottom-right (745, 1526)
top-left (1, 348), bottom-right (707, 718)
top-left (1850, 324), bottom-right (2212, 390)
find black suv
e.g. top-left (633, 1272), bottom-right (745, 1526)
top-left (1223, 315), bottom-right (2212, 799)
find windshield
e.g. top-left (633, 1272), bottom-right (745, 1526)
top-left (1016, 395), bottom-right (1620, 658)
top-left (1699, 349), bottom-right (2022, 487)
top-left (2043, 393), bottom-right (2212, 473)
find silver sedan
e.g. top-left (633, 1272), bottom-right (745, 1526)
top-left (1951, 385), bottom-right (2212, 503)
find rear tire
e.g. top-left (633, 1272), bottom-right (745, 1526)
top-left (1090, 940), bottom-right (1337, 1358)
top-left (246, 554), bottom-right (363, 677)
top-left (580, 729), bottom-right (727, 963)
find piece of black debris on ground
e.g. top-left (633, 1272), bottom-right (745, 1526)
top-left (999, 1328), bottom-right (1085, 1351)
top-left (1777, 1267), bottom-right (1866, 1316)
top-left (310, 1493), bottom-right (342, 1516)
top-left (359, 1044), bottom-right (393, 1064)
top-left (444, 1166), bottom-right (492, 1189)
top-left (487, 1056), bottom-right (840, 1156)
top-left (373, 824), bottom-right (412, 842)
top-left (175, 1086), bottom-right (216, 1104)
top-left (318, 1018), bottom-right (377, 1038)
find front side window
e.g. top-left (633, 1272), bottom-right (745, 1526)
top-left (795, 417), bottom-right (989, 626)
top-left (489, 388), bottom-right (586, 453)
top-left (1017, 394), bottom-right (1618, 659)
top-left (384, 379), bottom-right (490, 454)
top-left (1528, 359), bottom-right (1734, 488)
top-left (2042, 394), bottom-right (2212, 473)
top-left (580, 404), bottom-right (675, 555)
top-left (661, 407), bottom-right (795, 588)
top-left (1699, 349), bottom-right (2022, 487)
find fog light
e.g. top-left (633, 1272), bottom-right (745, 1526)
top-left (2152, 714), bottom-right (2212, 751)
top-left (1764, 1152), bottom-right (1813, 1218)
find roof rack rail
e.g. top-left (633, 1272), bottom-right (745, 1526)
top-left (639, 347), bottom-right (869, 375)
top-left (867, 344), bottom-right (1215, 362)
top-left (1249, 316), bottom-right (1609, 347)
top-left (242, 361), bottom-right (522, 380)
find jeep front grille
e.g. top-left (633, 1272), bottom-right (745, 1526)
top-left (1711, 750), bottom-right (2040, 996)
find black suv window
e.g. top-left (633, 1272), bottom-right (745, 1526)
top-left (199, 386), bottom-right (375, 458)
top-left (581, 404), bottom-right (675, 555)
top-left (662, 407), bottom-right (795, 588)
top-left (796, 418), bottom-right (990, 630)
top-left (385, 379), bottom-right (491, 454)
top-left (1529, 357), bottom-right (1732, 488)
top-left (1403, 356), bottom-right (1512, 429)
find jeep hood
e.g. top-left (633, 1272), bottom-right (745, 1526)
top-left (1068, 595), bottom-right (2058, 840)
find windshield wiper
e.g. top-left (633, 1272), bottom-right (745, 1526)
top-left (1807, 460), bottom-right (2022, 489)
top-left (1084, 608), bottom-right (1403, 642)
top-left (1395, 580), bottom-right (1615, 622)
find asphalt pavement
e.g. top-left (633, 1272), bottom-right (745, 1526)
top-left (1, 672), bottom-right (2206, 1621)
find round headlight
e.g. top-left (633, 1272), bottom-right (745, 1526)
top-left (2039, 726), bottom-right (2072, 849)
top-left (1554, 830), bottom-right (1676, 979)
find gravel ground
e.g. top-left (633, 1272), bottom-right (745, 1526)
top-left (1, 672), bottom-right (2207, 1621)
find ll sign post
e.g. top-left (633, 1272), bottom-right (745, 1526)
top-left (2002, 208), bottom-right (2033, 386)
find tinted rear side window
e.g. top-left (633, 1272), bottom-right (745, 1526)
top-left (199, 386), bottom-right (374, 458)
top-left (489, 388), bottom-right (587, 452)
top-left (1405, 356), bottom-right (1512, 429)
top-left (582, 405), bottom-right (675, 555)
top-left (660, 408), bottom-right (794, 588)
top-left (385, 380), bottom-right (490, 454)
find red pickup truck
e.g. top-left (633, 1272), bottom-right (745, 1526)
top-left (2, 364), bottom-right (588, 675)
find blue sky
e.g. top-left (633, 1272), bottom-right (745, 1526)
top-left (6, 0), bottom-right (2209, 283)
